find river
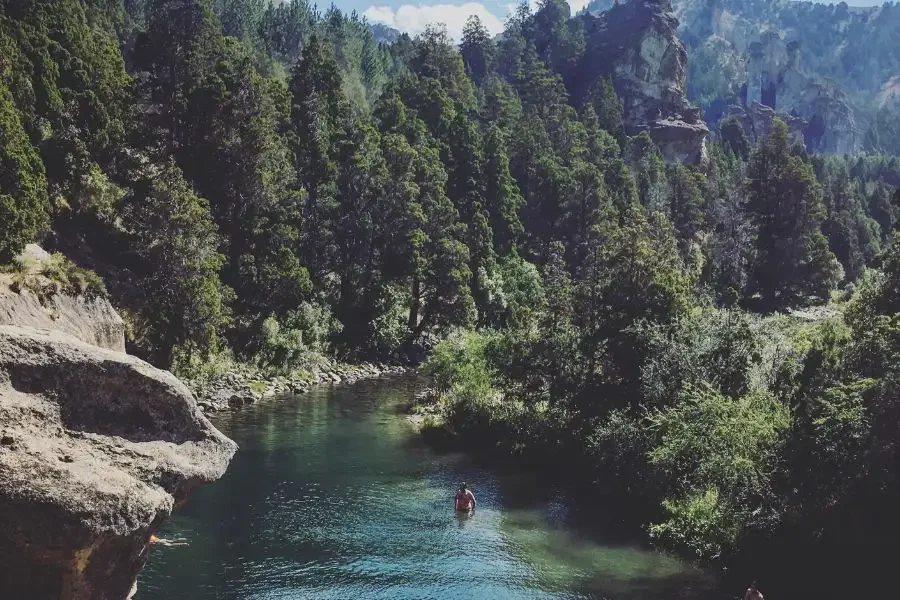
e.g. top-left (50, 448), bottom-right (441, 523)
top-left (138, 376), bottom-right (716, 599)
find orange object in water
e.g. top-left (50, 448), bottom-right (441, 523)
top-left (150, 534), bottom-right (160, 544)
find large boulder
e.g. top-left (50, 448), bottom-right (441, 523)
top-left (0, 326), bottom-right (237, 599)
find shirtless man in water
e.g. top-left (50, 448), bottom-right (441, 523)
top-left (150, 535), bottom-right (188, 547)
top-left (744, 581), bottom-right (763, 600)
top-left (455, 482), bottom-right (476, 512)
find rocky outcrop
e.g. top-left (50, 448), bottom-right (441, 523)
top-left (722, 101), bottom-right (806, 148)
top-left (0, 245), bottom-right (126, 352)
top-left (744, 32), bottom-right (861, 154)
top-left (0, 326), bottom-right (236, 599)
top-left (580, 0), bottom-right (709, 163)
top-left (0, 286), bottom-right (126, 353)
top-left (606, 0), bottom-right (900, 154)
top-left (669, 0), bottom-right (900, 103)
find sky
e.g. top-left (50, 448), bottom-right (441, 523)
top-left (354, 0), bottom-right (584, 41)
top-left (325, 0), bottom-right (883, 42)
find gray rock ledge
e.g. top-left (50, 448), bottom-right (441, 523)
top-left (0, 326), bottom-right (237, 599)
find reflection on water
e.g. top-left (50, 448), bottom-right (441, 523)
top-left (138, 377), bottom-right (714, 599)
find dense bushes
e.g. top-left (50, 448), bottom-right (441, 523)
top-left (0, 81), bottom-right (48, 263)
top-left (647, 385), bottom-right (789, 559)
top-left (421, 250), bottom-right (900, 596)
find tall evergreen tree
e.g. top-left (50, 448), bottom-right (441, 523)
top-left (483, 125), bottom-right (525, 254)
top-left (746, 120), bottom-right (840, 308)
top-left (122, 161), bottom-right (230, 365)
top-left (0, 81), bottom-right (48, 261)
top-left (288, 35), bottom-right (349, 278)
top-left (140, 0), bottom-right (222, 155)
top-left (460, 15), bottom-right (494, 86)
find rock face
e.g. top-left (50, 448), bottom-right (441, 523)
top-left (0, 286), bottom-right (126, 353)
top-left (0, 245), bottom-right (126, 352)
top-left (588, 0), bottom-right (900, 153)
top-left (722, 101), bottom-right (806, 148)
top-left (0, 326), bottom-right (236, 599)
top-left (637, 0), bottom-right (900, 154)
top-left (743, 32), bottom-right (861, 154)
top-left (580, 0), bottom-right (709, 163)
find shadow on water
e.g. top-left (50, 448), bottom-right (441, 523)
top-left (138, 376), bottom-right (716, 600)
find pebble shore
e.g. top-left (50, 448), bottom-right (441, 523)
top-left (189, 362), bottom-right (410, 413)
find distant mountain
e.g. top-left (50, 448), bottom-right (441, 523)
top-left (587, 0), bottom-right (900, 154)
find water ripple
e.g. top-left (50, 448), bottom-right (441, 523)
top-left (138, 378), bottom-right (714, 600)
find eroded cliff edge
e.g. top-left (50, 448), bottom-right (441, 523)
top-left (0, 326), bottom-right (237, 599)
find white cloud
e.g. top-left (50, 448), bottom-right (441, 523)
top-left (364, 3), bottom-right (506, 41)
top-left (507, 0), bottom-right (592, 15)
top-left (568, 0), bottom-right (591, 12)
top-left (503, 0), bottom-right (540, 15)
top-left (365, 1), bottom-right (595, 43)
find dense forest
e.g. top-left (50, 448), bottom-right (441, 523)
top-left (1, 0), bottom-right (899, 598)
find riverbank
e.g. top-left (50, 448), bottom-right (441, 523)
top-left (187, 361), bottom-right (411, 413)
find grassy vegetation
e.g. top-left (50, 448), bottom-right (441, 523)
top-left (3, 252), bottom-right (107, 302)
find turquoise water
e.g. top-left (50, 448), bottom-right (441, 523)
top-left (138, 377), bottom-right (715, 599)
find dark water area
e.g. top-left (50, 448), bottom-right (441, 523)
top-left (138, 377), bottom-right (715, 599)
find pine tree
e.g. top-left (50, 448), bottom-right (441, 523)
top-left (123, 161), bottom-right (230, 366)
top-left (532, 0), bottom-right (585, 80)
top-left (460, 15), bottom-right (494, 86)
top-left (746, 119), bottom-right (840, 308)
top-left (141, 0), bottom-right (222, 155)
top-left (288, 35), bottom-right (349, 278)
top-left (585, 76), bottom-right (623, 137)
top-left (667, 163), bottom-right (705, 256)
top-left (483, 125), bottom-right (525, 254)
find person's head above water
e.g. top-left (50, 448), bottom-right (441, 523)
top-left (458, 482), bottom-right (467, 491)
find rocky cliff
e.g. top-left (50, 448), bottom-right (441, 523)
top-left (579, 0), bottom-right (709, 163)
top-left (742, 31), bottom-right (861, 153)
top-left (0, 326), bottom-right (236, 599)
top-left (0, 245), bottom-right (126, 352)
top-left (588, 0), bottom-right (900, 154)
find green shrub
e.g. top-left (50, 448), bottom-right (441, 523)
top-left (368, 282), bottom-right (410, 356)
top-left (648, 384), bottom-right (789, 559)
top-left (254, 302), bottom-right (341, 373)
top-left (649, 487), bottom-right (739, 559)
top-left (171, 346), bottom-right (235, 384)
top-left (639, 308), bottom-right (761, 407)
top-left (585, 408), bottom-right (656, 496)
top-left (423, 329), bottom-right (495, 394)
